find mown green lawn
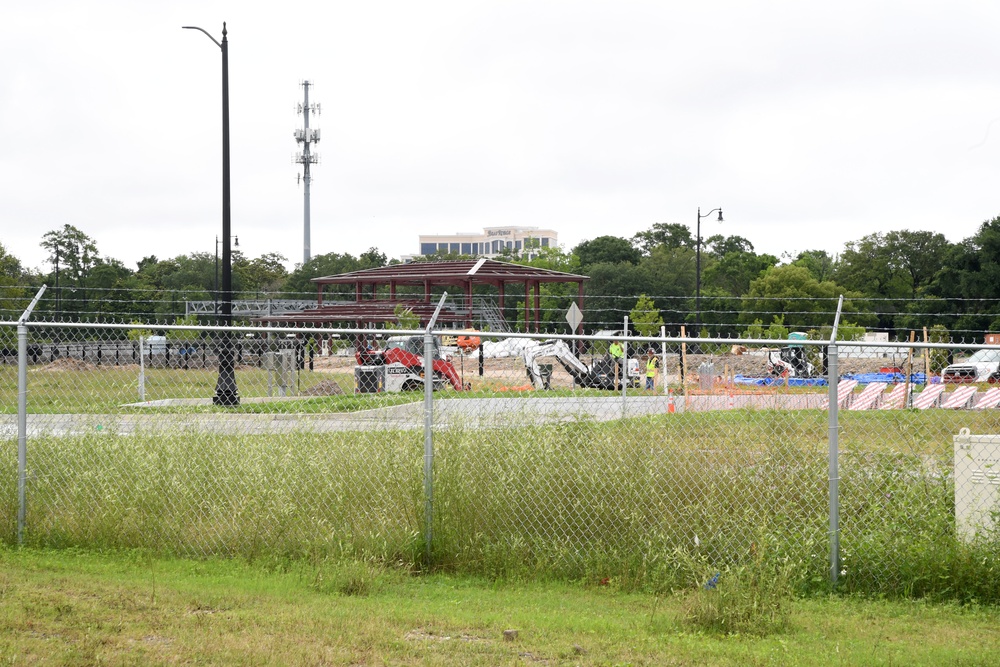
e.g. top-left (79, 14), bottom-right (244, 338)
top-left (0, 365), bottom-right (628, 414)
top-left (1, 547), bottom-right (999, 666)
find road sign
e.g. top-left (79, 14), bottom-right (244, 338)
top-left (566, 302), bottom-right (583, 332)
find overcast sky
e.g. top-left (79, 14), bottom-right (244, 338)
top-left (3, 1), bottom-right (999, 274)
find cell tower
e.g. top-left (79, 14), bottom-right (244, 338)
top-left (294, 81), bottom-right (320, 264)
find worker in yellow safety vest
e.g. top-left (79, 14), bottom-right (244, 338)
top-left (609, 340), bottom-right (624, 366)
top-left (645, 350), bottom-right (659, 390)
top-left (609, 340), bottom-right (624, 387)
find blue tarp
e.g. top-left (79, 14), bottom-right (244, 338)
top-left (841, 372), bottom-right (926, 385)
top-left (733, 375), bottom-right (829, 387)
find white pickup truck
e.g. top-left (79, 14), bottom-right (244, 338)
top-left (942, 348), bottom-right (1000, 383)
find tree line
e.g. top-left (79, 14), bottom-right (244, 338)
top-left (3, 216), bottom-right (1000, 340)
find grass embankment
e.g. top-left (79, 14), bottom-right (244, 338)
top-left (2, 547), bottom-right (1000, 665)
top-left (4, 408), bottom-right (1000, 602)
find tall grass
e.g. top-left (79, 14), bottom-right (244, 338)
top-left (4, 407), bottom-right (1000, 601)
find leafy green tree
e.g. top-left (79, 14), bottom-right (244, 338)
top-left (155, 253), bottom-right (214, 293)
top-left (835, 230), bottom-right (951, 310)
top-left (499, 246), bottom-right (583, 332)
top-left (807, 320), bottom-right (867, 342)
top-left (740, 265), bottom-right (873, 330)
top-left (502, 245), bottom-right (580, 273)
top-left (926, 324), bottom-right (951, 373)
top-left (927, 217), bottom-right (1000, 337)
top-left (167, 314), bottom-right (201, 342)
top-left (235, 252), bottom-right (288, 295)
top-left (631, 223), bottom-right (693, 255)
top-left (0, 242), bottom-right (27, 320)
top-left (40, 224), bottom-right (101, 318)
top-left (584, 262), bottom-right (652, 330)
top-left (126, 321), bottom-right (153, 341)
top-left (40, 224), bottom-right (99, 288)
top-left (385, 304), bottom-right (421, 330)
top-left (766, 315), bottom-right (790, 340)
top-left (790, 250), bottom-right (837, 283)
top-left (410, 249), bottom-right (473, 263)
top-left (359, 247), bottom-right (388, 269)
top-left (883, 230), bottom-right (951, 298)
top-left (741, 316), bottom-right (789, 340)
top-left (703, 250), bottom-right (779, 297)
top-left (574, 236), bottom-right (641, 268)
top-left (639, 245), bottom-right (697, 297)
top-left (283, 252), bottom-right (367, 297)
top-left (705, 234), bottom-right (754, 260)
top-left (835, 233), bottom-right (908, 300)
top-left (629, 294), bottom-right (664, 337)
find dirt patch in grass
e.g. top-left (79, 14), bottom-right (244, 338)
top-left (300, 379), bottom-right (346, 396)
top-left (36, 358), bottom-right (99, 372)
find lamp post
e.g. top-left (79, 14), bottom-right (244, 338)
top-left (695, 207), bottom-right (724, 342)
top-left (214, 234), bottom-right (238, 316)
top-left (184, 22), bottom-right (239, 406)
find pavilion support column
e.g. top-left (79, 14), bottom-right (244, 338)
top-left (524, 282), bottom-right (530, 334)
top-left (317, 285), bottom-right (324, 306)
top-left (390, 280), bottom-right (396, 301)
top-left (466, 280), bottom-right (474, 329)
top-left (424, 280), bottom-right (431, 303)
top-left (534, 281), bottom-right (541, 333)
top-left (355, 282), bottom-right (362, 303)
top-left (498, 282), bottom-right (505, 310)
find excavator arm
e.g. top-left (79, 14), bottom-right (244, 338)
top-left (522, 339), bottom-right (590, 389)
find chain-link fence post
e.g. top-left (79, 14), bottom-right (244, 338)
top-left (17, 285), bottom-right (47, 546)
top-left (16, 320), bottom-right (27, 545)
top-left (827, 295), bottom-right (844, 587)
top-left (423, 326), bottom-right (434, 562)
top-left (423, 293), bottom-right (449, 563)
top-left (827, 342), bottom-right (840, 587)
top-left (621, 316), bottom-right (629, 416)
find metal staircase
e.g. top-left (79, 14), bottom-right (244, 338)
top-left (475, 298), bottom-right (511, 333)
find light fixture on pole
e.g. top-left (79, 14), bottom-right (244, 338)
top-left (695, 207), bottom-right (724, 341)
top-left (184, 22), bottom-right (239, 406)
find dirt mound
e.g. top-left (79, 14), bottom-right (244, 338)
top-left (301, 380), bottom-right (347, 396)
top-left (37, 358), bottom-right (98, 372)
top-left (680, 352), bottom-right (927, 377)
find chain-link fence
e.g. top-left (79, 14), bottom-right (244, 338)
top-left (4, 310), bottom-right (1000, 597)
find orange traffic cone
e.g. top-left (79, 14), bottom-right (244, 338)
top-left (668, 389), bottom-right (675, 414)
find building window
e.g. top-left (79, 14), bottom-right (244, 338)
top-left (461, 243), bottom-right (472, 254)
top-left (515, 240), bottom-right (522, 251)
top-left (450, 243), bottom-right (460, 254)
top-left (541, 237), bottom-right (550, 247)
top-left (438, 243), bottom-right (449, 252)
top-left (421, 243), bottom-right (437, 255)
top-left (506, 241), bottom-right (512, 250)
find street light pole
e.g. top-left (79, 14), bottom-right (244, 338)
top-left (184, 22), bottom-right (239, 406)
top-left (695, 206), bottom-right (724, 341)
top-left (214, 234), bottom-right (238, 317)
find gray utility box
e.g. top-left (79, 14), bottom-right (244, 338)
top-left (263, 350), bottom-right (298, 397)
top-left (954, 429), bottom-right (1000, 541)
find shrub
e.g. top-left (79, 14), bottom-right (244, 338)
top-left (680, 548), bottom-right (796, 636)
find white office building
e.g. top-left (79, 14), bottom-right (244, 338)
top-left (417, 226), bottom-right (558, 259)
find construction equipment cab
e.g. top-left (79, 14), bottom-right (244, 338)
top-left (354, 335), bottom-right (466, 392)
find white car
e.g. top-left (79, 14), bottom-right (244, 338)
top-left (942, 348), bottom-right (1000, 383)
